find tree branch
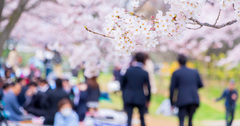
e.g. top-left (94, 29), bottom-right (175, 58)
top-left (24, 0), bottom-right (42, 11)
top-left (0, 0), bottom-right (29, 54)
top-left (190, 18), bottom-right (238, 29)
top-left (187, 25), bottom-right (203, 30)
top-left (214, 9), bottom-right (221, 26)
top-left (0, 16), bottom-right (8, 22)
top-left (0, 0), bottom-right (4, 25)
top-left (134, 0), bottom-right (150, 13)
top-left (24, 0), bottom-right (58, 11)
top-left (85, 27), bottom-right (114, 39)
top-left (25, 12), bottom-right (58, 25)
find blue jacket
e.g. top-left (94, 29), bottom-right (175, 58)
top-left (54, 110), bottom-right (79, 126)
top-left (170, 66), bottom-right (203, 107)
top-left (3, 91), bottom-right (23, 121)
top-left (121, 66), bottom-right (151, 106)
top-left (217, 89), bottom-right (238, 109)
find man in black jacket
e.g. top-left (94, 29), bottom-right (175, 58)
top-left (44, 78), bottom-right (69, 125)
top-left (24, 79), bottom-right (52, 117)
top-left (170, 54), bottom-right (203, 126)
top-left (121, 52), bottom-right (151, 126)
top-left (17, 78), bottom-right (28, 106)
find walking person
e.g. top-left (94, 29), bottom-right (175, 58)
top-left (170, 54), bottom-right (203, 126)
top-left (216, 80), bottom-right (238, 126)
top-left (121, 52), bottom-right (151, 126)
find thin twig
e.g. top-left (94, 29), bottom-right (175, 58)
top-left (24, 0), bottom-right (42, 11)
top-left (129, 12), bottom-right (145, 18)
top-left (26, 12), bottom-right (58, 25)
top-left (206, 0), bottom-right (214, 6)
top-left (24, 0), bottom-right (57, 11)
top-left (190, 18), bottom-right (237, 29)
top-left (214, 9), bottom-right (221, 26)
top-left (85, 27), bottom-right (114, 39)
top-left (187, 25), bottom-right (203, 30)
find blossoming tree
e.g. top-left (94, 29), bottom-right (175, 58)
top-left (87, 0), bottom-right (240, 57)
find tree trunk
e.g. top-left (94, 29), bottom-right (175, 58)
top-left (0, 0), bottom-right (29, 55)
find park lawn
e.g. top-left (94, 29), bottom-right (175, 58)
top-left (98, 73), bottom-right (240, 121)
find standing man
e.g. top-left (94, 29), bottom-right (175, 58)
top-left (121, 52), bottom-right (151, 126)
top-left (216, 80), bottom-right (238, 126)
top-left (170, 54), bottom-right (203, 126)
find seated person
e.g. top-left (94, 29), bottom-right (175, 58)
top-left (54, 98), bottom-right (79, 126)
top-left (24, 82), bottom-right (48, 117)
top-left (17, 78), bottom-right (28, 106)
top-left (3, 82), bottom-right (31, 121)
top-left (2, 83), bottom-right (11, 94)
top-left (74, 83), bottom-right (88, 122)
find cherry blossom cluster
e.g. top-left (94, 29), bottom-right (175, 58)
top-left (154, 11), bottom-right (186, 40)
top-left (103, 0), bottom-right (240, 55)
top-left (104, 7), bottom-right (159, 55)
top-left (104, 0), bottom-right (207, 55)
top-left (234, 2), bottom-right (240, 20)
top-left (155, 0), bottom-right (207, 39)
top-left (165, 0), bottom-right (206, 18)
top-left (216, 0), bottom-right (240, 20)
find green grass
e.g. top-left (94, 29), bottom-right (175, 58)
top-left (195, 102), bottom-right (225, 120)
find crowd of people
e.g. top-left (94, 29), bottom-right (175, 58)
top-left (0, 48), bottom-right (101, 125)
top-left (0, 72), bottom-right (100, 126)
top-left (0, 48), bottom-right (238, 126)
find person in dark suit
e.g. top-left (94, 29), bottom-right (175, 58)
top-left (121, 52), bottom-right (151, 126)
top-left (76, 83), bottom-right (88, 122)
top-left (24, 79), bottom-right (52, 116)
top-left (170, 54), bottom-right (204, 126)
top-left (17, 78), bottom-right (28, 106)
top-left (44, 78), bottom-right (69, 125)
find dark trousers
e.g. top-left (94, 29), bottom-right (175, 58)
top-left (178, 104), bottom-right (198, 126)
top-left (79, 114), bottom-right (85, 122)
top-left (226, 108), bottom-right (235, 126)
top-left (125, 103), bottom-right (146, 126)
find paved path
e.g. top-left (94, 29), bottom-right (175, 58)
top-left (133, 114), bottom-right (240, 126)
top-left (201, 120), bottom-right (240, 126)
